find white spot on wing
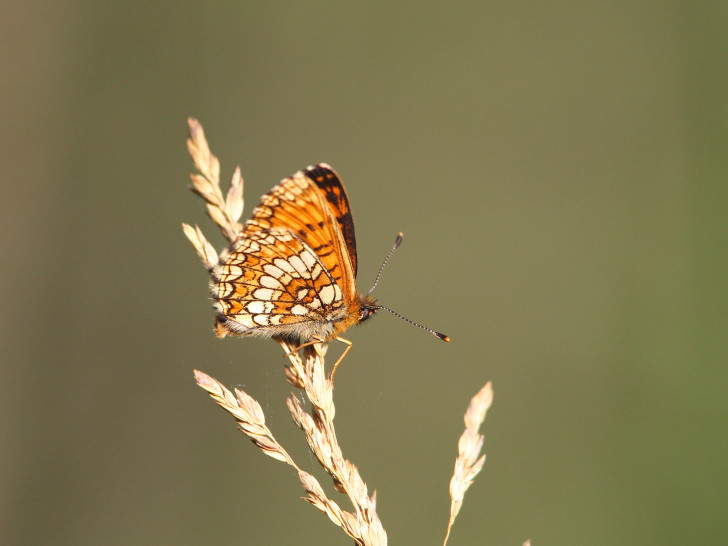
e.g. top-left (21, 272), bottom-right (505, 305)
top-left (260, 275), bottom-right (281, 289)
top-left (319, 284), bottom-right (336, 305)
top-left (301, 250), bottom-right (317, 269)
top-left (234, 315), bottom-right (257, 328)
top-left (253, 288), bottom-right (276, 301)
top-left (274, 258), bottom-right (296, 274)
top-left (263, 264), bottom-right (284, 278)
top-left (288, 255), bottom-right (307, 276)
top-left (247, 301), bottom-right (274, 314)
top-left (224, 264), bottom-right (243, 276)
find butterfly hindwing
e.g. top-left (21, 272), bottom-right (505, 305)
top-left (212, 228), bottom-right (347, 339)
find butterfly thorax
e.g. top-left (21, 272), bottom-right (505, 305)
top-left (329, 292), bottom-right (378, 339)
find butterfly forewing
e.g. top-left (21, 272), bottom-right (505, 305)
top-left (244, 165), bottom-right (356, 298)
top-left (305, 164), bottom-right (358, 278)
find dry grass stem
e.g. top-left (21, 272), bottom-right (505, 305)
top-left (181, 223), bottom-right (218, 270)
top-left (443, 381), bottom-right (493, 546)
top-left (185, 117), bottom-right (243, 244)
top-left (279, 338), bottom-right (387, 545)
top-left (194, 342), bottom-right (387, 546)
top-left (194, 370), bottom-right (297, 466)
top-left (185, 119), bottom-right (505, 545)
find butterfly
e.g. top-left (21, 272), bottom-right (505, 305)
top-left (210, 164), bottom-right (449, 366)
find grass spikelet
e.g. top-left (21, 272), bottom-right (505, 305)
top-left (185, 118), bottom-right (243, 243)
top-left (443, 381), bottom-right (493, 546)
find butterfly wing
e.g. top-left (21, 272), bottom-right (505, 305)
top-left (244, 164), bottom-right (357, 299)
top-left (304, 164), bottom-right (358, 278)
top-left (210, 164), bottom-right (358, 341)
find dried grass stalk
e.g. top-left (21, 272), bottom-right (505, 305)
top-left (185, 119), bottom-right (512, 545)
top-left (280, 339), bottom-right (387, 545)
top-left (181, 223), bottom-right (218, 271)
top-left (194, 370), bottom-right (296, 466)
top-left (443, 381), bottom-right (493, 546)
top-left (194, 342), bottom-right (387, 546)
top-left (185, 118), bottom-right (243, 244)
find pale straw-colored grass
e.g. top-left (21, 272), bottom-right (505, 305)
top-left (182, 118), bottom-right (242, 270)
top-left (184, 119), bottom-right (529, 545)
top-left (444, 382), bottom-right (492, 545)
top-left (194, 341), bottom-right (386, 545)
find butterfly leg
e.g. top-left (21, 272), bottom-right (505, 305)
top-left (278, 336), bottom-right (351, 381)
top-left (329, 336), bottom-right (353, 381)
top-left (276, 337), bottom-right (299, 360)
top-left (282, 336), bottom-right (326, 359)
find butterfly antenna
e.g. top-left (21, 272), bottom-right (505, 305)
top-left (366, 232), bottom-right (451, 342)
top-left (372, 305), bottom-right (451, 342)
top-left (366, 232), bottom-right (404, 296)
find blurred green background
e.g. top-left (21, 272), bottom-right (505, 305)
top-left (3, 2), bottom-right (727, 545)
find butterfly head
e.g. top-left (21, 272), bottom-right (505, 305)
top-left (358, 294), bottom-right (379, 323)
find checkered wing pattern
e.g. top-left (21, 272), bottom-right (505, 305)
top-left (211, 164), bottom-right (365, 342)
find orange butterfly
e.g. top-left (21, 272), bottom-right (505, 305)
top-left (210, 164), bottom-right (448, 366)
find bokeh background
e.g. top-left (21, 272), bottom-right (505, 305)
top-left (3, 2), bottom-right (727, 545)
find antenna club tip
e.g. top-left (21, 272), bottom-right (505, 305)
top-left (438, 333), bottom-right (451, 342)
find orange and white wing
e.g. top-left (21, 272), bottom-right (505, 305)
top-left (210, 164), bottom-right (358, 340)
top-left (244, 164), bottom-right (357, 297)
